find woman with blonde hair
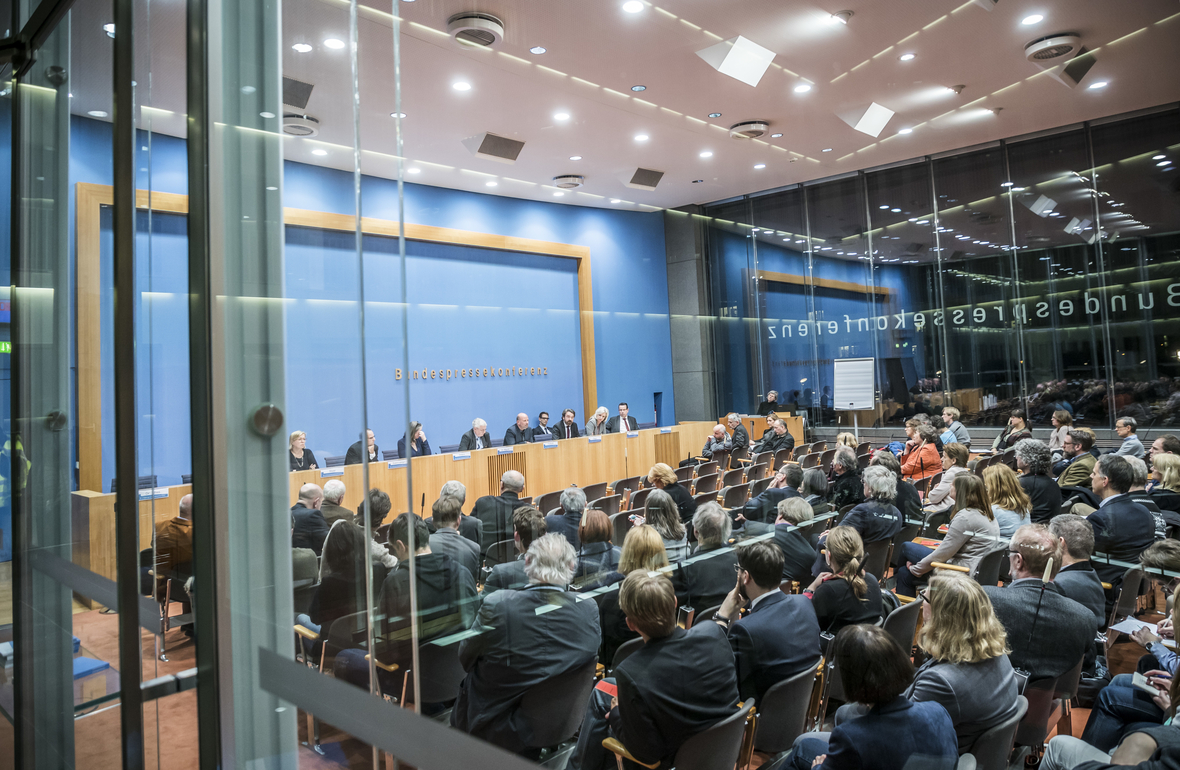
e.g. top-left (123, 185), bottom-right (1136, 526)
top-left (643, 489), bottom-right (688, 561)
top-left (647, 462), bottom-right (697, 526)
top-left (289, 430), bottom-right (319, 471)
top-left (836, 432), bottom-right (858, 449)
top-left (984, 464), bottom-right (1033, 537)
top-left (804, 525), bottom-right (883, 634)
top-left (1150, 453), bottom-right (1180, 514)
top-left (896, 474), bottom-right (1001, 597)
top-left (597, 525), bottom-right (669, 661)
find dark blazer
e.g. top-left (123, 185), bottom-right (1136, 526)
top-left (375, 552), bottom-right (477, 672)
top-left (1022, 473), bottom-right (1064, 523)
top-left (544, 509), bottom-right (583, 550)
top-left (426, 514), bottom-right (484, 548)
top-left (731, 425), bottom-right (750, 454)
top-left (811, 572), bottom-right (883, 634)
top-left (458, 429), bottom-right (490, 452)
top-left (664, 482), bottom-right (698, 527)
top-left (729, 592), bottom-right (821, 703)
top-left (906, 655), bottom-right (1020, 753)
top-left (291, 502), bottom-right (330, 556)
top-left (397, 434), bottom-right (432, 459)
top-left (671, 545), bottom-right (740, 611)
top-left (829, 469), bottom-right (865, 511)
top-left (774, 525), bottom-right (820, 583)
top-left (983, 579), bottom-right (1096, 681)
top-left (1087, 495), bottom-right (1157, 584)
top-left (598, 574), bottom-right (638, 663)
top-left (552, 421), bottom-right (581, 440)
top-left (1052, 561), bottom-right (1107, 627)
top-left (891, 480), bottom-right (923, 522)
top-left (480, 556), bottom-right (528, 597)
top-left (741, 486), bottom-right (798, 524)
top-left (345, 440), bottom-right (379, 465)
top-left (530, 424), bottom-right (555, 442)
top-left (605, 414), bottom-right (639, 433)
top-left (472, 491), bottom-right (523, 553)
top-left (429, 528), bottom-right (481, 581)
top-left (503, 424), bottom-right (532, 446)
top-left (608, 623), bottom-right (740, 768)
top-left (573, 542), bottom-right (621, 585)
top-left (754, 430), bottom-right (794, 457)
top-left (840, 500), bottom-right (903, 544)
top-left (820, 697), bottom-right (958, 770)
top-left (452, 585), bottom-right (601, 754)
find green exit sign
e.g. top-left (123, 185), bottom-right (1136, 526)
top-left (0, 341), bottom-right (11, 354)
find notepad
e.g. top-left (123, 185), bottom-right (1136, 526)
top-left (73, 656), bottom-right (110, 679)
top-left (1109, 618), bottom-right (1178, 648)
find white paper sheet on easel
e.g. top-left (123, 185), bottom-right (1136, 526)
top-left (1110, 618), bottom-right (1177, 648)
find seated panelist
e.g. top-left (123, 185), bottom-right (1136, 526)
top-left (585, 407), bottom-right (609, 436)
top-left (459, 418), bottom-right (490, 451)
top-left (606, 402), bottom-right (639, 433)
top-left (397, 421), bottom-right (432, 458)
top-left (553, 408), bottom-right (580, 440)
top-left (289, 430), bottom-right (319, 472)
top-left (345, 429), bottom-right (379, 465)
top-left (531, 411), bottom-right (555, 442)
top-left (504, 413), bottom-right (532, 445)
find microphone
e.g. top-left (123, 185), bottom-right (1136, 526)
top-left (1026, 555), bottom-right (1054, 647)
top-left (1139, 417), bottom-right (1159, 449)
top-left (420, 493), bottom-right (425, 518)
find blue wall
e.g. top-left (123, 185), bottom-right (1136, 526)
top-left (71, 117), bottom-right (674, 485)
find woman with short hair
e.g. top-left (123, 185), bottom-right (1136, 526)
top-left (924, 443), bottom-right (971, 515)
top-left (289, 430), bottom-right (319, 472)
top-left (872, 450), bottom-right (921, 522)
top-left (800, 467), bottom-right (829, 509)
top-left (643, 489), bottom-right (688, 562)
top-left (397, 421), bottom-right (432, 458)
top-left (984, 464), bottom-right (1033, 537)
top-left (1015, 438), bottom-right (1062, 523)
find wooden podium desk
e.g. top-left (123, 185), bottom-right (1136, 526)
top-left (721, 413), bottom-right (804, 450)
top-left (289, 422), bottom-right (718, 513)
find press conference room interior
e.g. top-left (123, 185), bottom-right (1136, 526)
top-left (4, 0), bottom-right (1180, 767)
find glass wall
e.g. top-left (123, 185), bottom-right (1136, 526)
top-left (706, 105), bottom-right (1180, 433)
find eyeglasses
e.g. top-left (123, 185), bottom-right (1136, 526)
top-left (734, 563), bottom-right (746, 575)
top-left (917, 589), bottom-right (930, 602)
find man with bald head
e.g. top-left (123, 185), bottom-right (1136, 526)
top-left (150, 492), bottom-right (196, 635)
top-left (473, 470), bottom-right (526, 553)
top-left (291, 482), bottom-right (330, 555)
top-left (504, 413), bottom-right (532, 445)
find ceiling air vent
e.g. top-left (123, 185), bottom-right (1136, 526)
top-left (447, 12), bottom-right (505, 48)
top-left (729, 120), bottom-right (770, 140)
top-left (626, 168), bottom-right (664, 191)
top-left (282, 77), bottom-right (314, 109)
top-left (461, 132), bottom-right (525, 163)
top-left (1025, 34), bottom-right (1081, 62)
top-left (553, 175), bottom-right (584, 189)
top-left (282, 113), bottom-right (320, 137)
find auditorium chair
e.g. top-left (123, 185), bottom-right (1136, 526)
top-left (1104, 567), bottom-right (1144, 654)
top-left (636, 421), bottom-right (656, 430)
top-left (610, 512), bottom-right (631, 549)
top-left (695, 604), bottom-right (723, 624)
top-left (773, 448), bottom-right (793, 470)
top-left (800, 509), bottom-right (836, 539)
top-left (931, 544), bottom-right (1007, 587)
top-left (609, 475), bottom-right (642, 496)
top-left (745, 462), bottom-right (769, 482)
top-left (692, 491), bottom-right (716, 509)
top-left (692, 473), bottom-right (719, 495)
top-left (482, 539), bottom-right (516, 572)
top-left (517, 660), bottom-right (600, 768)
top-left (856, 442), bottom-right (871, 455)
top-left (740, 450), bottom-right (773, 468)
top-left (534, 490), bottom-right (564, 517)
top-left (604, 702), bottom-right (755, 770)
top-left (627, 488), bottom-right (652, 511)
top-left (819, 449), bottom-right (836, 474)
top-left (610, 637), bottom-right (644, 673)
top-left (1013, 659), bottom-right (1083, 762)
top-left (438, 443), bottom-right (461, 454)
top-left (749, 477), bottom-right (771, 499)
top-left (589, 494), bottom-right (621, 518)
top-left (857, 453), bottom-right (871, 470)
top-left (751, 666), bottom-right (817, 755)
top-left (694, 461), bottom-right (719, 479)
top-left (709, 449), bottom-right (731, 472)
top-left (110, 474), bottom-right (159, 493)
top-left (324, 455), bottom-right (346, 468)
top-left (381, 450), bottom-right (398, 461)
top-left (729, 443), bottom-right (748, 469)
top-left (881, 594), bottom-right (923, 658)
top-left (294, 610), bottom-right (370, 754)
top-left (181, 474), bottom-right (192, 485)
top-left (721, 468), bottom-right (745, 488)
top-left (720, 483), bottom-right (750, 510)
top-left (1001, 449), bottom-right (1016, 469)
top-left (674, 465), bottom-right (694, 484)
top-left (799, 453), bottom-right (819, 470)
top-left (912, 475), bottom-right (934, 495)
top-left (517, 496), bottom-right (533, 506)
top-left (808, 441), bottom-right (827, 454)
top-left (862, 539), bottom-right (893, 581)
top-left (581, 482), bottom-right (608, 502)
top-left (966, 695), bottom-right (1027, 770)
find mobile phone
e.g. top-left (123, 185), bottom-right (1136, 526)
top-left (628, 514), bottom-right (645, 526)
top-left (677, 605), bottom-right (695, 629)
top-left (1133, 672), bottom-right (1162, 697)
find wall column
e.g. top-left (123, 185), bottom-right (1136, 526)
top-left (665, 206), bottom-right (717, 422)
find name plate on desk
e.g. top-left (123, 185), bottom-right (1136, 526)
top-left (138, 488), bottom-right (169, 500)
top-left (660, 427), bottom-right (672, 433)
top-left (320, 469), bottom-right (344, 478)
top-left (543, 441), bottom-right (558, 449)
top-left (627, 431), bottom-right (639, 438)
top-left (451, 452), bottom-right (471, 461)
top-left (588, 436), bottom-right (602, 444)
top-left (497, 447), bottom-right (514, 454)
top-left (387, 459), bottom-right (407, 469)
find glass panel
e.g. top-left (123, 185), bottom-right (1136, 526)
top-left (705, 199), bottom-right (758, 414)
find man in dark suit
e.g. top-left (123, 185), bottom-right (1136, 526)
top-left (570, 570), bottom-right (739, 770)
top-left (503, 413), bottom-right (532, 445)
top-left (671, 502), bottom-right (738, 611)
top-left (544, 487), bottom-right (586, 550)
top-left (1048, 514), bottom-right (1106, 628)
top-left (983, 524), bottom-right (1096, 681)
top-left (752, 419), bottom-right (795, 457)
top-left (531, 411), bottom-right (555, 442)
top-left (344, 429), bottom-right (379, 465)
top-left (291, 483), bottom-right (330, 556)
top-left (481, 507), bottom-right (547, 598)
top-left (452, 533), bottom-right (600, 756)
top-left (714, 541), bottom-right (821, 703)
top-left (1088, 454), bottom-right (1157, 587)
top-left (458, 418), bottom-right (491, 451)
top-left (828, 447), bottom-right (865, 511)
top-left (737, 464), bottom-right (802, 526)
top-left (606, 402), bottom-right (638, 434)
top-left (425, 480), bottom-right (483, 546)
top-left (554, 408), bottom-right (581, 440)
top-left (428, 496), bottom-right (480, 581)
top-left (727, 413), bottom-right (749, 457)
top-left (472, 470), bottom-right (525, 553)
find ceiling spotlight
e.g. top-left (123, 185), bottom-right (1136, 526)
top-left (708, 112), bottom-right (722, 118)
top-left (771, 133), bottom-right (783, 138)
top-left (88, 110), bottom-right (108, 118)
top-left (879, 205), bottom-right (889, 209)
top-left (486, 181), bottom-right (498, 187)
top-left (754, 163), bottom-right (766, 169)
top-left (622, 1), bottom-right (643, 12)
top-left (453, 81), bottom-right (472, 91)
top-left (700, 151), bottom-right (713, 158)
top-left (311, 149), bottom-right (327, 156)
top-left (1153, 154), bottom-right (1166, 160)
top-left (553, 191), bottom-right (565, 197)
top-left (1088, 81), bottom-right (1108, 90)
top-left (1021, 14), bottom-right (1044, 25)
top-left (822, 148), bottom-right (832, 152)
top-left (828, 10), bottom-right (853, 24)
top-left (898, 128), bottom-right (912, 134)
top-left (103, 23), bottom-right (115, 37)
top-left (794, 84), bottom-right (812, 93)
top-left (891, 208), bottom-right (900, 213)
top-left (611, 199), bottom-right (622, 203)
top-left (944, 84), bottom-right (965, 95)
top-left (292, 42), bottom-right (312, 53)
top-left (1159, 161), bottom-right (1172, 167)
top-left (1001, 181), bottom-right (1014, 187)
top-left (899, 52), bottom-right (915, 61)
top-left (529, 46), bottom-right (546, 54)
top-left (569, 155), bottom-right (582, 160)
top-left (407, 168), bottom-right (421, 174)
top-left (390, 112), bottom-right (406, 118)
top-left (634, 133), bottom-right (649, 141)
top-left (259, 111), bottom-right (275, 119)
top-left (554, 112), bottom-right (570, 120)
top-left (323, 38), bottom-right (346, 49)
top-left (631, 85), bottom-right (646, 92)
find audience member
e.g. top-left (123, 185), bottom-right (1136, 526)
top-left (872, 450), bottom-right (921, 522)
top-left (458, 418), bottom-right (491, 451)
top-left (572, 509), bottom-right (620, 586)
top-left (292, 512), bottom-right (318, 584)
top-left (554, 408), bottom-right (581, 440)
top-left (1130, 541), bottom-right (1180, 675)
top-left (473, 470), bottom-right (525, 553)
top-left (571, 570), bottom-right (739, 770)
top-left (715, 541), bottom-right (821, 703)
top-left (429, 496), bottom-right (480, 580)
top-left (828, 447), bottom-right (865, 510)
top-left (646, 463), bottom-right (697, 528)
top-left (1112, 417), bottom-right (1146, 459)
top-left (1127, 456), bottom-right (1170, 538)
top-left (1089, 454), bottom-right (1157, 587)
top-left (1049, 409), bottom-right (1074, 454)
top-left (429, 480), bottom-right (482, 546)
top-left (684, 424), bottom-right (730, 467)
top-left (993, 410), bottom-right (1032, 451)
top-left (531, 411), bottom-right (554, 441)
top-left (289, 430), bottom-right (319, 471)
top-left (896, 474), bottom-right (1001, 598)
top-left (151, 493), bottom-right (194, 634)
top-left (774, 497), bottom-right (822, 584)
top-left (671, 502), bottom-right (737, 612)
top-left (344, 429), bottom-right (379, 465)
top-left (304, 522), bottom-right (372, 635)
top-left (933, 415), bottom-right (958, 447)
top-left (753, 418), bottom-right (794, 456)
top-left (728, 413), bottom-right (749, 455)
top-left (801, 467), bottom-right (829, 509)
top-left (452, 533), bottom-right (600, 756)
top-left (816, 465), bottom-right (902, 579)
top-left (319, 478), bottom-right (352, 526)
top-left (1048, 514), bottom-right (1106, 627)
top-left (482, 506), bottom-right (546, 596)
top-left (901, 421), bottom-right (941, 481)
top-left (503, 413), bottom-right (532, 445)
top-left (1016, 439), bottom-right (1064, 523)
top-left (942, 406), bottom-right (971, 446)
top-left (753, 414), bottom-right (776, 448)
top-left (983, 524), bottom-right (1096, 681)
top-left (1149, 454), bottom-right (1180, 514)
top-left (597, 525), bottom-right (669, 664)
top-left (805, 526), bottom-right (883, 635)
top-left (585, 406), bottom-right (610, 436)
top-left (545, 486), bottom-right (588, 549)
top-left (358, 487), bottom-right (397, 571)
top-left (291, 483), bottom-right (330, 556)
top-left (777, 625), bottom-right (958, 770)
top-left (606, 402), bottom-right (638, 434)
top-left (924, 444), bottom-right (970, 516)
top-left (1149, 434), bottom-right (1180, 465)
top-left (643, 489), bottom-right (689, 562)
top-left (397, 421), bottom-right (432, 458)
top-left (984, 464), bottom-right (1033, 538)
top-left (1058, 429), bottom-right (1097, 489)
top-left (739, 463), bottom-right (802, 525)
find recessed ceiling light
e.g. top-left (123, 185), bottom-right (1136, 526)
top-left (486, 181), bottom-right (498, 187)
top-left (529, 46), bottom-right (546, 55)
top-left (407, 168), bottom-right (420, 174)
top-left (821, 148), bottom-right (832, 152)
top-left (241, 86), bottom-right (256, 94)
top-left (453, 81), bottom-right (472, 91)
top-left (754, 163), bottom-right (766, 169)
top-left (1088, 81), bottom-right (1108, 90)
top-left (311, 149), bottom-right (327, 156)
top-left (898, 128), bottom-right (912, 134)
top-left (553, 191), bottom-right (565, 197)
top-left (623, 1), bottom-right (643, 12)
top-left (323, 38), bottom-right (345, 49)
top-left (1021, 14), bottom-right (1044, 25)
top-left (899, 53), bottom-right (915, 61)
top-left (611, 198), bottom-right (622, 203)
top-left (631, 85), bottom-right (646, 92)
top-left (569, 155), bottom-right (582, 161)
top-left (390, 112), bottom-right (406, 118)
top-left (708, 112), bottom-right (722, 118)
top-left (771, 133), bottom-right (783, 138)
top-left (879, 205), bottom-right (889, 210)
top-left (1153, 154), bottom-right (1166, 160)
top-left (103, 23), bottom-right (115, 37)
top-left (266, 186), bottom-right (278, 191)
top-left (891, 208), bottom-right (900, 213)
top-left (1001, 181), bottom-right (1014, 187)
top-left (828, 10), bottom-right (853, 24)
top-left (700, 151), bottom-right (713, 158)
top-left (259, 111), bottom-right (275, 119)
top-left (794, 84), bottom-right (812, 93)
top-left (554, 112), bottom-right (570, 121)
top-left (634, 134), bottom-right (649, 141)
top-left (88, 110), bottom-right (108, 118)
top-left (292, 43), bottom-right (312, 53)
top-left (1159, 161), bottom-right (1172, 167)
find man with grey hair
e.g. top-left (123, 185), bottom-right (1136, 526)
top-left (545, 486), bottom-right (588, 550)
top-left (1048, 514), bottom-right (1105, 627)
top-left (320, 478), bottom-right (352, 526)
top-left (727, 413), bottom-right (749, 455)
top-left (828, 445), bottom-right (864, 511)
top-left (428, 480), bottom-right (483, 546)
top-left (459, 418), bottom-right (490, 451)
top-left (672, 502), bottom-right (739, 612)
top-left (473, 470), bottom-right (526, 553)
top-left (1015, 438), bottom-right (1063, 524)
top-left (452, 532), bottom-right (600, 755)
top-left (291, 482), bottom-right (330, 555)
top-left (1112, 416), bottom-right (1145, 459)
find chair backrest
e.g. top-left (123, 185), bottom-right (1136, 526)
top-left (694, 473), bottom-right (719, 495)
top-left (293, 579), bottom-right (319, 616)
top-left (590, 494), bottom-right (622, 518)
top-left (857, 453), bottom-right (871, 470)
top-left (181, 473), bottom-right (193, 485)
top-left (325, 455), bottom-right (346, 468)
top-left (1054, 657), bottom-right (1085, 702)
top-left (913, 476), bottom-right (932, 494)
top-left (416, 640), bottom-right (468, 705)
top-left (672, 702), bottom-right (756, 770)
top-left (721, 484), bottom-right (750, 509)
top-left (722, 469), bottom-right (745, 488)
top-left (881, 595), bottom-right (923, 656)
top-left (819, 449), bottom-right (836, 473)
top-left (582, 482), bottom-right (609, 503)
top-left (746, 463), bottom-right (769, 482)
top-left (1109, 567), bottom-right (1143, 626)
top-left (1013, 674), bottom-right (1060, 748)
top-left (773, 448), bottom-right (792, 470)
top-left (751, 451), bottom-right (773, 468)
top-left (969, 695), bottom-right (1028, 770)
top-left (611, 636), bottom-right (644, 671)
top-left (517, 496), bottom-right (533, 506)
top-left (695, 461), bottom-right (719, 479)
top-left (675, 465), bottom-right (695, 484)
top-left (749, 478), bottom-right (771, 499)
top-left (324, 610), bottom-right (368, 659)
top-left (856, 442), bottom-right (871, 455)
top-left (518, 659), bottom-right (599, 748)
top-left (862, 538), bottom-right (893, 580)
top-left (628, 488), bottom-right (652, 511)
top-left (112, 474), bottom-right (160, 493)
top-left (972, 546), bottom-right (1008, 587)
top-left (610, 512), bottom-right (632, 548)
top-left (382, 449), bottom-right (398, 461)
top-left (374, 523), bottom-right (391, 544)
top-left (694, 604), bottom-right (723, 624)
top-left (535, 490), bottom-right (564, 517)
top-left (1001, 449), bottom-right (1016, 469)
top-left (693, 491), bottom-right (716, 508)
top-left (610, 476), bottom-right (642, 495)
top-left (729, 444), bottom-right (749, 468)
top-left (799, 453), bottom-right (819, 470)
top-left (711, 449), bottom-right (731, 472)
top-left (753, 666), bottom-right (817, 753)
top-left (483, 539), bottom-right (516, 569)
top-left (810, 442), bottom-right (827, 454)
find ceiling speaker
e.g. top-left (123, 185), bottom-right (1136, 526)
top-left (729, 120), bottom-right (770, 140)
top-left (282, 113), bottom-right (320, 137)
top-left (626, 168), bottom-right (664, 190)
top-left (447, 12), bottom-right (505, 48)
top-left (553, 175), bottom-right (584, 189)
top-left (1025, 34), bottom-right (1081, 62)
top-left (461, 132), bottom-right (525, 163)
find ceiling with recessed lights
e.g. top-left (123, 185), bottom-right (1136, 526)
top-left (65, 0), bottom-right (1180, 212)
